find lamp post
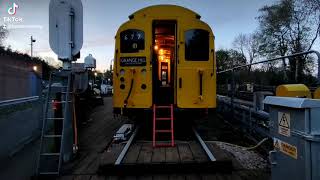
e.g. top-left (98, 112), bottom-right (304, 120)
top-left (94, 72), bottom-right (98, 84)
top-left (30, 36), bottom-right (36, 57)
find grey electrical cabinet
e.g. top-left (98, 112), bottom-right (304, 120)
top-left (264, 96), bottom-right (320, 180)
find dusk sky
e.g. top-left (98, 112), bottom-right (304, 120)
top-left (1, 0), bottom-right (281, 70)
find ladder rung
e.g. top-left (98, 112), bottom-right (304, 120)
top-left (154, 143), bottom-right (174, 147)
top-left (155, 106), bottom-right (172, 109)
top-left (155, 130), bottom-right (172, 133)
top-left (41, 153), bottom-right (60, 156)
top-left (44, 135), bottom-right (62, 138)
top-left (46, 118), bottom-right (64, 120)
top-left (156, 117), bottom-right (171, 120)
top-left (39, 172), bottom-right (59, 175)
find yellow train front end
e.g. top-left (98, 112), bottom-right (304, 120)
top-left (113, 5), bottom-right (216, 115)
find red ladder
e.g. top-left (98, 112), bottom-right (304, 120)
top-left (153, 104), bottom-right (175, 147)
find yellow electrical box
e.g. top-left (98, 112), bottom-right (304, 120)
top-left (314, 87), bottom-right (320, 99)
top-left (276, 84), bottom-right (311, 98)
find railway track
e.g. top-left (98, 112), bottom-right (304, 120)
top-left (98, 124), bottom-right (232, 175)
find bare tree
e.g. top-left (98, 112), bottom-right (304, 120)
top-left (43, 56), bottom-right (62, 68)
top-left (233, 33), bottom-right (259, 72)
top-left (304, 0), bottom-right (320, 11)
top-left (257, 0), bottom-right (320, 82)
top-left (0, 25), bottom-right (8, 47)
top-left (233, 34), bottom-right (247, 59)
top-left (302, 0), bottom-right (320, 50)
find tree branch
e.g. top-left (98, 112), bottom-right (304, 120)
top-left (306, 16), bottom-right (320, 51)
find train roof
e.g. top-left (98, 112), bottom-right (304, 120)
top-left (129, 4), bottom-right (201, 20)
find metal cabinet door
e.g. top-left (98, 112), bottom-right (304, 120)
top-left (270, 108), bottom-right (309, 180)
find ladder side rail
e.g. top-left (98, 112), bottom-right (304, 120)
top-left (58, 73), bottom-right (72, 174)
top-left (170, 104), bottom-right (174, 146)
top-left (153, 104), bottom-right (156, 147)
top-left (36, 72), bottom-right (53, 175)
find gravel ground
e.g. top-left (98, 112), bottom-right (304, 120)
top-left (214, 141), bottom-right (268, 169)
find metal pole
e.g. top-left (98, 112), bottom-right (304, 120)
top-left (314, 50), bottom-right (320, 84)
top-left (231, 69), bottom-right (235, 118)
top-left (62, 9), bottom-right (75, 70)
top-left (283, 58), bottom-right (288, 81)
top-left (30, 36), bottom-right (33, 57)
top-left (30, 36), bottom-right (36, 58)
top-left (231, 57), bottom-right (235, 118)
top-left (295, 59), bottom-right (298, 82)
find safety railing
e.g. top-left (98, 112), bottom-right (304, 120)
top-left (218, 50), bottom-right (320, 112)
top-left (0, 95), bottom-right (43, 163)
top-left (0, 96), bottom-right (39, 107)
top-left (217, 95), bottom-right (270, 138)
top-left (217, 50), bottom-right (320, 140)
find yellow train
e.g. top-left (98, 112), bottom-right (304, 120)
top-left (113, 5), bottom-right (216, 115)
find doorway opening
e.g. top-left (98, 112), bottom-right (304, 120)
top-left (152, 21), bottom-right (176, 105)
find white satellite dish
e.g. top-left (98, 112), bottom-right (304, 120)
top-left (49, 0), bottom-right (83, 62)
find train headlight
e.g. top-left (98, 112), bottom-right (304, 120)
top-left (120, 77), bottom-right (125, 82)
top-left (120, 84), bottom-right (125, 90)
top-left (120, 69), bottom-right (125, 76)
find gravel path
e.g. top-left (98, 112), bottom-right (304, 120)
top-left (214, 141), bottom-right (268, 169)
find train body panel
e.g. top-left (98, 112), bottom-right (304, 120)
top-left (113, 5), bottom-right (216, 112)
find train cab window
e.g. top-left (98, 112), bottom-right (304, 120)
top-left (120, 29), bottom-right (145, 53)
top-left (185, 29), bottom-right (209, 61)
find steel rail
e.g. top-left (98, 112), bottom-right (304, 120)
top-left (192, 127), bottom-right (216, 161)
top-left (114, 126), bottom-right (139, 165)
top-left (114, 125), bottom-right (216, 164)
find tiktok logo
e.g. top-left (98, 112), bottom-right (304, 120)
top-left (3, 1), bottom-right (23, 23)
top-left (7, 2), bottom-right (19, 15)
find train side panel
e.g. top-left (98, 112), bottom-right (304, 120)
top-left (113, 21), bottom-right (153, 109)
top-left (177, 20), bottom-right (216, 108)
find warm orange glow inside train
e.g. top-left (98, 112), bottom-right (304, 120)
top-left (154, 35), bottom-right (175, 86)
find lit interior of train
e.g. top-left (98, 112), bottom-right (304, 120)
top-left (153, 21), bottom-right (176, 104)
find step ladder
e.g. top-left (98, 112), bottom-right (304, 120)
top-left (36, 72), bottom-right (73, 176)
top-left (153, 104), bottom-right (175, 147)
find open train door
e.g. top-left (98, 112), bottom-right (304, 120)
top-left (177, 22), bottom-right (216, 108)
